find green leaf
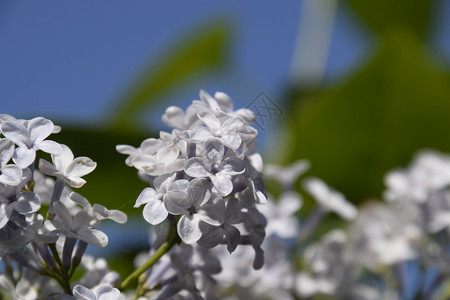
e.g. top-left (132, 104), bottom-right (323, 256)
top-left (284, 29), bottom-right (450, 204)
top-left (109, 19), bottom-right (232, 132)
top-left (346, 0), bottom-right (434, 40)
top-left (51, 126), bottom-right (152, 216)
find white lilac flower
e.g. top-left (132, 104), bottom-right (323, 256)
top-left (198, 197), bottom-right (243, 253)
top-left (0, 138), bottom-right (22, 186)
top-left (39, 144), bottom-right (97, 188)
top-left (259, 191), bottom-right (302, 239)
top-left (185, 138), bottom-right (245, 197)
top-left (165, 178), bottom-right (225, 244)
top-left (296, 230), bottom-right (352, 298)
top-left (0, 275), bottom-right (38, 300)
top-left (49, 201), bottom-right (109, 248)
top-left (190, 112), bottom-right (246, 150)
top-left (234, 156), bottom-right (267, 205)
top-left (134, 173), bottom-right (188, 225)
top-left (0, 190), bottom-right (40, 229)
top-left (264, 160), bottom-right (310, 190)
top-left (73, 284), bottom-right (124, 300)
top-left (76, 255), bottom-right (120, 289)
top-left (384, 151), bottom-right (450, 204)
top-left (0, 213), bottom-right (37, 256)
top-left (116, 137), bottom-right (165, 167)
top-left (131, 144), bottom-right (185, 177)
top-left (195, 90), bottom-right (256, 124)
top-left (162, 105), bottom-right (203, 131)
top-left (348, 202), bottom-right (423, 268)
top-left (241, 206), bottom-right (266, 270)
top-left (1, 117), bottom-right (62, 168)
top-left (303, 177), bottom-right (358, 220)
top-left (0, 172), bottom-right (40, 230)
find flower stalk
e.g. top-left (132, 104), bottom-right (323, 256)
top-left (120, 222), bottom-right (180, 291)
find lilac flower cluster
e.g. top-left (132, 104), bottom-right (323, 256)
top-left (0, 115), bottom-right (126, 298)
top-left (117, 90), bottom-right (266, 255)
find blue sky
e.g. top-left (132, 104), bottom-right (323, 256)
top-left (0, 1), bottom-right (448, 133)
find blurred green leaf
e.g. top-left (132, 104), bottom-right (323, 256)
top-left (346, 0), bottom-right (434, 40)
top-left (52, 126), bottom-right (151, 216)
top-left (109, 19), bottom-right (232, 132)
top-left (285, 29), bottom-right (450, 204)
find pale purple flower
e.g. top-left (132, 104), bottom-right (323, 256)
top-left (198, 197), bottom-right (242, 253)
top-left (165, 178), bottom-right (225, 244)
top-left (259, 191), bottom-right (302, 239)
top-left (73, 284), bottom-right (124, 300)
top-left (190, 112), bottom-right (245, 150)
top-left (50, 201), bottom-right (109, 248)
top-left (135, 174), bottom-right (188, 225)
top-left (116, 138), bottom-right (165, 167)
top-left (303, 177), bottom-right (358, 220)
top-left (1, 117), bottom-right (62, 168)
top-left (264, 160), bottom-right (310, 190)
top-left (39, 144), bottom-right (96, 188)
top-left (185, 138), bottom-right (244, 197)
top-left (0, 138), bottom-right (22, 186)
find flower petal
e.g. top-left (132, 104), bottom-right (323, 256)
top-left (13, 146), bottom-right (35, 169)
top-left (38, 158), bottom-right (60, 177)
top-left (0, 164), bottom-right (22, 186)
top-left (143, 199), bottom-right (168, 225)
top-left (65, 177), bottom-right (87, 189)
top-left (0, 203), bottom-right (9, 229)
top-left (198, 112), bottom-right (220, 132)
top-left (220, 133), bottom-right (241, 149)
top-left (184, 157), bottom-right (210, 178)
top-left (221, 117), bottom-right (245, 132)
top-left (156, 147), bottom-right (179, 165)
top-left (204, 138), bottom-right (225, 162)
top-left (73, 285), bottom-right (97, 300)
top-left (214, 91), bottom-right (234, 111)
top-left (211, 173), bottom-right (233, 197)
top-left (66, 157), bottom-right (97, 179)
top-left (164, 190), bottom-right (190, 215)
top-left (188, 178), bottom-right (211, 208)
top-left (135, 188), bottom-right (158, 208)
top-left (162, 106), bottom-right (185, 129)
top-left (52, 144), bottom-right (74, 171)
top-left (78, 228), bottom-right (109, 248)
top-left (197, 202), bottom-right (224, 226)
top-left (0, 138), bottom-right (14, 166)
top-left (190, 127), bottom-right (213, 143)
top-left (177, 214), bottom-right (202, 244)
top-left (2, 121), bottom-right (29, 147)
top-left (220, 156), bottom-right (245, 175)
top-left (224, 225), bottom-right (240, 253)
top-left (197, 224), bottom-right (223, 249)
top-left (28, 117), bottom-right (54, 146)
top-left (93, 204), bottom-right (127, 224)
top-left (14, 191), bottom-right (40, 214)
top-left (38, 140), bottom-right (63, 155)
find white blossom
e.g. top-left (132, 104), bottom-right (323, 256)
top-left (165, 178), bottom-right (225, 244)
top-left (185, 138), bottom-right (244, 197)
top-left (0, 138), bottom-right (22, 186)
top-left (39, 144), bottom-right (97, 188)
top-left (134, 173), bottom-right (187, 225)
top-left (1, 117), bottom-right (62, 168)
top-left (73, 284), bottom-right (124, 300)
top-left (303, 177), bottom-right (358, 220)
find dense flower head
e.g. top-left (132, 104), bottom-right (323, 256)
top-left (117, 90), bottom-right (267, 253)
top-left (0, 115), bottom-right (126, 299)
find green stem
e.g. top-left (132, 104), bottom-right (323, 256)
top-left (120, 224), bottom-right (179, 291)
top-left (47, 243), bottom-right (72, 295)
top-left (48, 243), bottom-right (63, 269)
